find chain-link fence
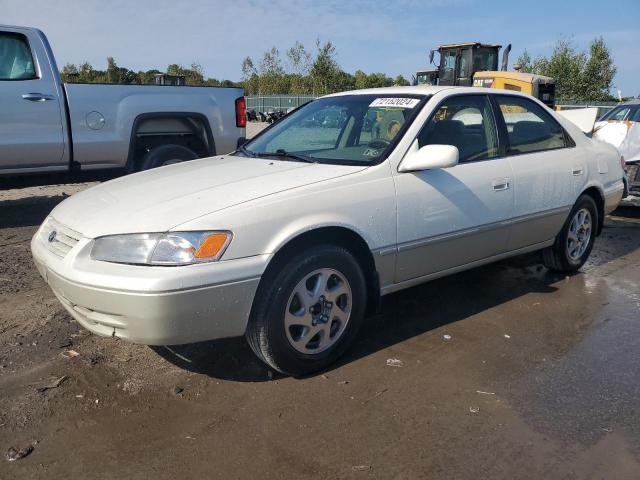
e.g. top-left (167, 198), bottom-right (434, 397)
top-left (556, 101), bottom-right (619, 118)
top-left (247, 95), bottom-right (620, 119)
top-left (246, 95), bottom-right (317, 112)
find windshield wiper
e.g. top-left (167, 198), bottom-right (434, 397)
top-left (237, 144), bottom-right (257, 157)
top-left (256, 149), bottom-right (317, 163)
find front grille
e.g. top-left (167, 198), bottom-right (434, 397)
top-left (39, 217), bottom-right (82, 258)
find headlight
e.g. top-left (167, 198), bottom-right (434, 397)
top-left (90, 231), bottom-right (232, 266)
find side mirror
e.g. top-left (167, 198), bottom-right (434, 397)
top-left (399, 142), bottom-right (459, 172)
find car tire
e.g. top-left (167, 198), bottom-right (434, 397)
top-left (246, 245), bottom-right (367, 376)
top-left (542, 194), bottom-right (598, 273)
top-left (140, 144), bottom-right (199, 171)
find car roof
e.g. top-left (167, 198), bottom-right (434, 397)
top-left (324, 85), bottom-right (536, 99)
top-left (325, 86), bottom-right (453, 98)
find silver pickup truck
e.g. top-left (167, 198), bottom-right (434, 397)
top-left (0, 25), bottom-right (246, 176)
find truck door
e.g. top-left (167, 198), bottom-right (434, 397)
top-left (0, 28), bottom-right (66, 172)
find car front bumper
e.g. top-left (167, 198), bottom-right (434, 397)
top-left (31, 227), bottom-right (268, 346)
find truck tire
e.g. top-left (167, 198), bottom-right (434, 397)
top-left (140, 144), bottom-right (199, 171)
top-left (542, 194), bottom-right (598, 273)
top-left (246, 245), bottom-right (367, 376)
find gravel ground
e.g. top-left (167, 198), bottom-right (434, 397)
top-left (1, 130), bottom-right (640, 478)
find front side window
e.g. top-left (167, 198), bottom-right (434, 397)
top-left (417, 95), bottom-right (499, 162)
top-left (495, 95), bottom-right (567, 154)
top-left (599, 105), bottom-right (632, 122)
top-left (243, 95), bottom-right (425, 165)
top-left (0, 32), bottom-right (36, 80)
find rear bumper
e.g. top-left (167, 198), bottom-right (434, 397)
top-left (32, 234), bottom-right (266, 345)
top-left (604, 179), bottom-right (625, 215)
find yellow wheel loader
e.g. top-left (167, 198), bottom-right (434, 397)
top-left (416, 42), bottom-right (556, 108)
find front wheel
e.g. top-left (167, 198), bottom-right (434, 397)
top-left (542, 194), bottom-right (598, 273)
top-left (246, 245), bottom-right (367, 376)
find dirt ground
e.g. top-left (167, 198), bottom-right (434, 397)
top-left (1, 133), bottom-right (640, 478)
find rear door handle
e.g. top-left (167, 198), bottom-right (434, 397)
top-left (492, 178), bottom-right (510, 191)
top-left (22, 93), bottom-right (56, 102)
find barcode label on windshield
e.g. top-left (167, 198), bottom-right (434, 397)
top-left (369, 98), bottom-right (420, 108)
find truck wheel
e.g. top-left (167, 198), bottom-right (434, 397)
top-left (542, 194), bottom-right (598, 273)
top-left (246, 245), bottom-right (367, 376)
top-left (140, 144), bottom-right (198, 170)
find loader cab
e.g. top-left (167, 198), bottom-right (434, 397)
top-left (415, 69), bottom-right (439, 86)
top-left (437, 43), bottom-right (501, 86)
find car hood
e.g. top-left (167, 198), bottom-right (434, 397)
top-left (51, 155), bottom-right (366, 238)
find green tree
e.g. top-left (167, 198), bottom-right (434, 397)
top-left (515, 38), bottom-right (617, 101)
top-left (394, 74), bottom-right (410, 86)
top-left (286, 41), bottom-right (311, 76)
top-left (310, 40), bottom-right (339, 94)
top-left (580, 37), bottom-right (617, 101)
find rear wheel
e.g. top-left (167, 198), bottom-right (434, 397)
top-left (542, 194), bottom-right (598, 273)
top-left (139, 144), bottom-right (198, 171)
top-left (246, 245), bottom-right (367, 376)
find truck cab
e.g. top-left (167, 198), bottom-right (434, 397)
top-left (437, 42), bottom-right (501, 87)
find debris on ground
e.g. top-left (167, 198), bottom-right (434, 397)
top-left (476, 390), bottom-right (495, 395)
top-left (337, 380), bottom-right (349, 385)
top-left (443, 334), bottom-right (452, 340)
top-left (386, 358), bottom-right (403, 367)
top-left (469, 406), bottom-right (480, 414)
top-left (362, 388), bottom-right (388, 405)
top-left (36, 375), bottom-right (67, 393)
top-left (6, 444), bottom-right (34, 462)
top-left (503, 334), bottom-right (511, 339)
top-left (352, 465), bottom-right (372, 471)
top-left (61, 350), bottom-right (79, 358)
top-left (171, 386), bottom-right (184, 395)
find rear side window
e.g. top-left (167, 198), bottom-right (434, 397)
top-left (495, 95), bottom-right (567, 154)
top-left (0, 32), bottom-right (36, 80)
top-left (418, 95), bottom-right (499, 162)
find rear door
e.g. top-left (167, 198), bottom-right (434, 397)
top-left (0, 28), bottom-right (66, 171)
top-left (493, 94), bottom-right (581, 251)
top-left (394, 94), bottom-right (514, 282)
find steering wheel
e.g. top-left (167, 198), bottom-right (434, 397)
top-left (367, 139), bottom-right (391, 150)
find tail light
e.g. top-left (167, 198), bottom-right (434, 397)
top-left (235, 97), bottom-right (247, 128)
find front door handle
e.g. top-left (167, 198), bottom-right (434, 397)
top-left (22, 93), bottom-right (56, 102)
top-left (492, 178), bottom-right (510, 191)
top-left (572, 167), bottom-right (584, 176)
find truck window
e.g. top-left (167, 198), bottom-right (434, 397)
top-left (0, 32), bottom-right (36, 80)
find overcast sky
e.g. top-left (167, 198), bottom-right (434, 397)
top-left (2, 0), bottom-right (638, 95)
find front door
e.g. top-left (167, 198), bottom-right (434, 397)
top-left (394, 94), bottom-right (514, 283)
top-left (0, 29), bottom-right (65, 171)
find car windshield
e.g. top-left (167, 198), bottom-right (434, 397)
top-left (598, 105), bottom-right (636, 122)
top-left (242, 94), bottom-right (426, 165)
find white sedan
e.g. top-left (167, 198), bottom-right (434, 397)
top-left (32, 86), bottom-right (625, 375)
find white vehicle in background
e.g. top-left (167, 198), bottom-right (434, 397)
top-left (0, 25), bottom-right (246, 176)
top-left (32, 86), bottom-right (624, 375)
top-left (593, 100), bottom-right (640, 196)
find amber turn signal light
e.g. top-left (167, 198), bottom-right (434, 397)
top-left (194, 233), bottom-right (230, 259)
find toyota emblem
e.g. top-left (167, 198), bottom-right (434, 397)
top-left (48, 231), bottom-right (57, 243)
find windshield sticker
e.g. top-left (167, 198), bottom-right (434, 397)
top-left (369, 98), bottom-right (420, 109)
